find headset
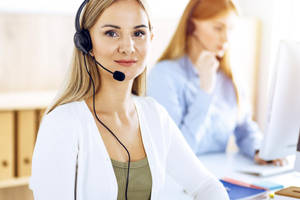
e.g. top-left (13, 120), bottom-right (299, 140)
top-left (73, 0), bottom-right (131, 199)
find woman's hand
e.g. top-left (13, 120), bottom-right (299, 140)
top-left (254, 151), bottom-right (288, 166)
top-left (194, 50), bottom-right (219, 94)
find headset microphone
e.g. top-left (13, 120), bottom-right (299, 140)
top-left (113, 71), bottom-right (126, 81)
top-left (90, 54), bottom-right (125, 81)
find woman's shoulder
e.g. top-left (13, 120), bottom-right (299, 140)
top-left (150, 57), bottom-right (187, 79)
top-left (148, 57), bottom-right (188, 93)
top-left (134, 96), bottom-right (169, 120)
top-left (217, 70), bottom-right (236, 93)
top-left (34, 101), bottom-right (81, 157)
top-left (134, 96), bottom-right (179, 144)
top-left (45, 101), bottom-right (82, 120)
top-left (218, 70), bottom-right (233, 84)
top-left (134, 95), bottom-right (160, 109)
top-left (41, 101), bottom-right (84, 132)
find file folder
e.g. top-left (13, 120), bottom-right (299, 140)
top-left (16, 110), bottom-right (37, 177)
top-left (0, 111), bottom-right (15, 180)
top-left (38, 109), bottom-right (45, 125)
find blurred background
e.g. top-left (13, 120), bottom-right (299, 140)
top-left (0, 0), bottom-right (299, 199)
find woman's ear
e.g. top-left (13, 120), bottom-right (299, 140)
top-left (187, 17), bottom-right (196, 35)
top-left (89, 50), bottom-right (94, 57)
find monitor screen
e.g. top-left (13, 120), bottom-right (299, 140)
top-left (295, 130), bottom-right (300, 172)
top-left (259, 40), bottom-right (300, 161)
top-left (298, 130), bottom-right (300, 152)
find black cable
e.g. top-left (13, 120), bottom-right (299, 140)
top-left (83, 54), bottom-right (131, 200)
top-left (89, 53), bottom-right (114, 74)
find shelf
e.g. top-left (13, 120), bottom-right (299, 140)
top-left (0, 177), bottom-right (30, 189)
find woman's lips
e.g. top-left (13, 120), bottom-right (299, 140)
top-left (114, 60), bottom-right (137, 67)
top-left (217, 45), bottom-right (224, 51)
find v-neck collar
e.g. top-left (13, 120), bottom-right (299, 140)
top-left (79, 97), bottom-right (157, 198)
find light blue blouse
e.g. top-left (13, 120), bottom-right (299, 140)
top-left (147, 55), bottom-right (262, 158)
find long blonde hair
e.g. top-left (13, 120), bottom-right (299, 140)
top-left (48, 0), bottom-right (152, 113)
top-left (159, 0), bottom-right (239, 104)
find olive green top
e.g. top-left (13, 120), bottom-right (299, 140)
top-left (111, 157), bottom-right (152, 200)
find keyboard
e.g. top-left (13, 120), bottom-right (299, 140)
top-left (236, 163), bottom-right (294, 176)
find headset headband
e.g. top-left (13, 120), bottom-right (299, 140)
top-left (75, 0), bottom-right (90, 32)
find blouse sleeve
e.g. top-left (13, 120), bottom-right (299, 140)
top-left (234, 88), bottom-right (263, 158)
top-left (234, 112), bottom-right (263, 158)
top-left (29, 108), bottom-right (79, 200)
top-left (155, 102), bottom-right (229, 200)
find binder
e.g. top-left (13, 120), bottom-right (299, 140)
top-left (38, 109), bottom-right (45, 125)
top-left (220, 179), bottom-right (267, 200)
top-left (16, 110), bottom-right (37, 177)
top-left (36, 109), bottom-right (45, 140)
top-left (0, 111), bottom-right (15, 180)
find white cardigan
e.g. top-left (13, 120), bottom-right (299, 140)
top-left (29, 96), bottom-right (229, 200)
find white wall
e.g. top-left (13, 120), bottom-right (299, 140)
top-left (0, 0), bottom-right (77, 13)
top-left (0, 0), bottom-right (189, 16)
top-left (0, 0), bottom-right (81, 14)
top-left (239, 0), bottom-right (300, 130)
top-left (237, 0), bottom-right (276, 130)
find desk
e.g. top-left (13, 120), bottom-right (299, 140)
top-left (162, 152), bottom-right (300, 199)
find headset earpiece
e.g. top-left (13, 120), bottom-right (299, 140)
top-left (74, 29), bottom-right (93, 54)
top-left (74, 0), bottom-right (92, 54)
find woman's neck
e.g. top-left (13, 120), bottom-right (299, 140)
top-left (87, 76), bottom-right (135, 115)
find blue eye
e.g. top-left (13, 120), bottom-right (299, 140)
top-left (105, 30), bottom-right (118, 37)
top-left (134, 30), bottom-right (145, 37)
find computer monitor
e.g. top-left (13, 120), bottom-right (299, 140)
top-left (259, 41), bottom-right (300, 172)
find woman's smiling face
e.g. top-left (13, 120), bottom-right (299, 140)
top-left (90, 0), bottom-right (152, 81)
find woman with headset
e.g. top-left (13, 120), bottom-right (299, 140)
top-left (148, 0), bottom-right (285, 165)
top-left (29, 0), bottom-right (229, 199)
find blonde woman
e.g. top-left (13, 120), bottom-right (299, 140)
top-left (29, 0), bottom-right (229, 199)
top-left (148, 0), bottom-right (284, 165)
